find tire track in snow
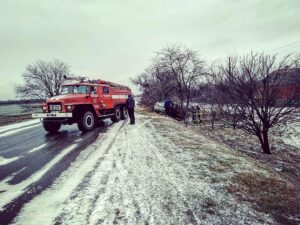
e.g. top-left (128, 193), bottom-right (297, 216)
top-left (85, 115), bottom-right (200, 225)
top-left (53, 121), bottom-right (127, 225)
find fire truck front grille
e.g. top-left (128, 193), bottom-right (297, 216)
top-left (48, 103), bottom-right (62, 112)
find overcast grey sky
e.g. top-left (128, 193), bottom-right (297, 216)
top-left (0, 0), bottom-right (300, 100)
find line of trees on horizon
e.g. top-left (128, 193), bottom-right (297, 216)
top-left (132, 44), bottom-right (300, 154)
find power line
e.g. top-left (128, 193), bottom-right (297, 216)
top-left (266, 40), bottom-right (300, 53)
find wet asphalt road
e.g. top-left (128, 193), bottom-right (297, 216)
top-left (0, 121), bottom-right (111, 225)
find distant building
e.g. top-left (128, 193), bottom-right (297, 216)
top-left (268, 67), bottom-right (300, 106)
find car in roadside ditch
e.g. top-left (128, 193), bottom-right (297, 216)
top-left (154, 101), bottom-right (165, 113)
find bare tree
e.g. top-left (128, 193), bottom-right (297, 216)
top-left (210, 53), bottom-right (300, 154)
top-left (133, 45), bottom-right (206, 111)
top-left (15, 60), bottom-right (70, 99)
top-left (155, 45), bottom-right (206, 110)
top-left (132, 63), bottom-right (178, 107)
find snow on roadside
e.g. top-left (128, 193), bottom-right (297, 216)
top-left (148, 116), bottom-right (275, 224)
top-left (13, 113), bottom-right (275, 225)
top-left (280, 122), bottom-right (300, 149)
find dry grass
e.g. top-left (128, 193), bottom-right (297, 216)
top-left (148, 110), bottom-right (300, 224)
top-left (136, 106), bottom-right (154, 115)
top-left (228, 172), bottom-right (300, 225)
top-left (0, 114), bottom-right (32, 127)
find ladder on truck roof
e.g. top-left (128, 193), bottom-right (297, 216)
top-left (63, 75), bottom-right (130, 90)
top-left (95, 79), bottom-right (130, 90)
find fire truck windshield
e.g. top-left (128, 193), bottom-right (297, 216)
top-left (61, 85), bottom-right (89, 95)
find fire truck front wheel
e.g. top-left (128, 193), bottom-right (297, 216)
top-left (78, 111), bottom-right (95, 132)
top-left (43, 121), bottom-right (61, 134)
top-left (111, 107), bottom-right (121, 123)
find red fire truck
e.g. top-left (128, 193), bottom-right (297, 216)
top-left (32, 76), bottom-right (131, 133)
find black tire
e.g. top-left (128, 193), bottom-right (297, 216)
top-left (120, 107), bottom-right (128, 120)
top-left (111, 106), bottom-right (121, 123)
top-left (43, 121), bottom-right (61, 134)
top-left (77, 111), bottom-right (95, 132)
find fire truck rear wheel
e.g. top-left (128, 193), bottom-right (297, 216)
top-left (43, 121), bottom-right (61, 134)
top-left (121, 107), bottom-right (128, 120)
top-left (111, 107), bottom-right (121, 123)
top-left (78, 111), bottom-right (95, 132)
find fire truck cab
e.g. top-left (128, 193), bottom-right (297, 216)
top-left (32, 76), bottom-right (131, 133)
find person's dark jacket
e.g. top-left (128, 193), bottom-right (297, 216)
top-left (164, 99), bottom-right (173, 109)
top-left (126, 96), bottom-right (135, 109)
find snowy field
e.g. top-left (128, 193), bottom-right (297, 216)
top-left (0, 111), bottom-right (299, 224)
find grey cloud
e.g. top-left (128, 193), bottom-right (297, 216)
top-left (0, 0), bottom-right (299, 99)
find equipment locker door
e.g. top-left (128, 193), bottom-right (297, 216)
top-left (101, 86), bottom-right (113, 109)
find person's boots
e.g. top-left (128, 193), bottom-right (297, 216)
top-left (130, 118), bottom-right (134, 124)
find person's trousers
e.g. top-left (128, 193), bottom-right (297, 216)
top-left (166, 108), bottom-right (172, 116)
top-left (127, 107), bottom-right (135, 124)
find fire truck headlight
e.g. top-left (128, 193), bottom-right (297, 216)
top-left (66, 105), bottom-right (74, 111)
top-left (42, 106), bottom-right (47, 111)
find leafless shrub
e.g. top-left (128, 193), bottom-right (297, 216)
top-left (210, 53), bottom-right (300, 154)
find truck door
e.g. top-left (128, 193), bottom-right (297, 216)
top-left (102, 86), bottom-right (113, 109)
top-left (90, 86), bottom-right (100, 114)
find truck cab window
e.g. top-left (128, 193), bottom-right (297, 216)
top-left (103, 86), bottom-right (109, 94)
top-left (91, 86), bottom-right (97, 94)
top-left (74, 85), bottom-right (88, 94)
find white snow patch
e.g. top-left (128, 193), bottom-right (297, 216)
top-left (28, 143), bottom-right (47, 153)
top-left (282, 122), bottom-right (300, 149)
top-left (0, 143), bottom-right (78, 210)
top-left (0, 156), bottom-right (19, 166)
top-left (274, 121), bottom-right (300, 149)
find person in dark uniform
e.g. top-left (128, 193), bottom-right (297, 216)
top-left (126, 94), bottom-right (135, 124)
top-left (196, 105), bottom-right (202, 123)
top-left (164, 97), bottom-right (173, 117)
top-left (191, 106), bottom-right (196, 122)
